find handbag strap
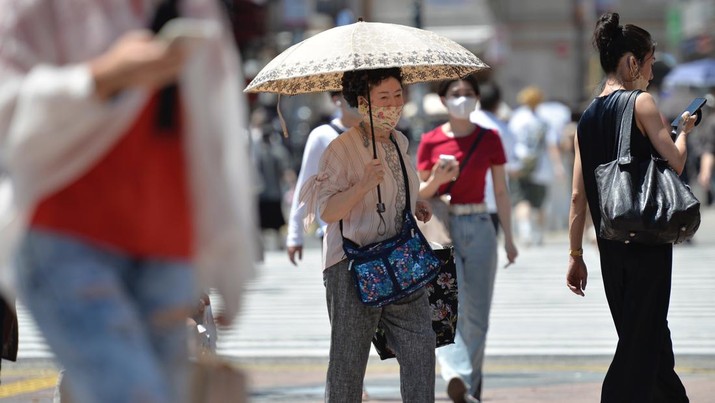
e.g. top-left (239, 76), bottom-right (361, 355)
top-left (615, 90), bottom-right (641, 165)
top-left (327, 122), bottom-right (345, 135)
top-left (442, 127), bottom-right (486, 195)
top-left (339, 134), bottom-right (412, 236)
top-left (391, 135), bottom-right (412, 212)
top-left (149, 0), bottom-right (180, 131)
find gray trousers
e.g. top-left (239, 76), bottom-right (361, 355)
top-left (323, 260), bottom-right (436, 402)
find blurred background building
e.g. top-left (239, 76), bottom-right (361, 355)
top-left (227, 0), bottom-right (715, 166)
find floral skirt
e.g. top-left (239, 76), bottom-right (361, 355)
top-left (372, 246), bottom-right (458, 359)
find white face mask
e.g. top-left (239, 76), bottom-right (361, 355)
top-left (445, 96), bottom-right (478, 120)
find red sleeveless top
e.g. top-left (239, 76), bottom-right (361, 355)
top-left (31, 94), bottom-right (194, 258)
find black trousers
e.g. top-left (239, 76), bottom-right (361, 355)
top-left (597, 239), bottom-right (689, 403)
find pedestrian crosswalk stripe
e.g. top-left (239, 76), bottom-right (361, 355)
top-left (0, 375), bottom-right (58, 398)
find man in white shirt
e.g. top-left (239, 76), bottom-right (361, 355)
top-left (286, 92), bottom-right (361, 265)
top-left (470, 81), bottom-right (518, 232)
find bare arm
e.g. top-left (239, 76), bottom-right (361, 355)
top-left (699, 152), bottom-right (714, 190)
top-left (418, 161), bottom-right (458, 199)
top-left (491, 164), bottom-right (518, 266)
top-left (90, 31), bottom-right (187, 100)
top-left (634, 92), bottom-right (696, 175)
top-left (567, 134), bottom-right (588, 296)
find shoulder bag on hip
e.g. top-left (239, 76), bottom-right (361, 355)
top-left (595, 90), bottom-right (701, 244)
top-left (340, 136), bottom-right (441, 307)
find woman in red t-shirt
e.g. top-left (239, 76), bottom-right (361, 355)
top-left (416, 75), bottom-right (518, 402)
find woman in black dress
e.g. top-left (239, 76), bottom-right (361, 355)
top-left (566, 12), bottom-right (697, 403)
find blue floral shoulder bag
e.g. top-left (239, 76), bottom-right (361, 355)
top-left (340, 136), bottom-right (441, 307)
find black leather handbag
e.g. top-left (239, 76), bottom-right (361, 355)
top-left (595, 90), bottom-right (701, 245)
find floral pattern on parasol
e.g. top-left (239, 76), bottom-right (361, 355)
top-left (244, 20), bottom-right (488, 95)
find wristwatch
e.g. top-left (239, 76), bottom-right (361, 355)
top-left (569, 248), bottom-right (583, 257)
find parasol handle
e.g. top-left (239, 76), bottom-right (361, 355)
top-left (366, 85), bottom-right (386, 215)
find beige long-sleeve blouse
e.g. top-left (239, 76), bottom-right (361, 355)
top-left (299, 127), bottom-right (419, 270)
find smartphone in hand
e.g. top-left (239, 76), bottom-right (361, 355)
top-left (671, 97), bottom-right (707, 129)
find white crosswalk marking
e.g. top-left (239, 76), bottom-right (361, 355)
top-left (14, 228), bottom-right (715, 360)
top-left (213, 235), bottom-right (715, 358)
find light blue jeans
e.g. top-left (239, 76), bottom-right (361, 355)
top-left (436, 212), bottom-right (498, 398)
top-left (15, 229), bottom-right (197, 403)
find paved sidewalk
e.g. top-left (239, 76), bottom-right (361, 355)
top-left (240, 354), bottom-right (715, 402)
top-left (2, 354), bottom-right (713, 402)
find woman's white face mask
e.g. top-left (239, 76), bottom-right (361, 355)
top-left (445, 96), bottom-right (478, 120)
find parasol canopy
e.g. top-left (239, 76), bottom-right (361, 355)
top-left (244, 20), bottom-right (489, 95)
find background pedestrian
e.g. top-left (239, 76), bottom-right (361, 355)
top-left (417, 76), bottom-right (518, 402)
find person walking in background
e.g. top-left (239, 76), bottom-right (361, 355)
top-left (470, 81), bottom-right (519, 232)
top-left (286, 91), bottom-right (362, 265)
top-left (417, 75), bottom-right (518, 403)
top-left (251, 117), bottom-right (293, 252)
top-left (536, 98), bottom-right (570, 230)
top-left (567, 12), bottom-right (695, 402)
top-left (0, 1), bottom-right (256, 402)
top-left (508, 86), bottom-right (561, 246)
top-left (300, 67), bottom-right (436, 402)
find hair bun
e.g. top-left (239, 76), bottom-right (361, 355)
top-left (594, 12), bottom-right (621, 53)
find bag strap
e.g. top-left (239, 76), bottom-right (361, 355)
top-left (327, 122), bottom-right (345, 135)
top-left (150, 0), bottom-right (180, 131)
top-left (442, 127), bottom-right (486, 195)
top-left (339, 134), bottom-right (411, 237)
top-left (391, 136), bottom-right (412, 212)
top-left (615, 90), bottom-right (640, 165)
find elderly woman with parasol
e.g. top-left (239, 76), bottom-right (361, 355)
top-left (245, 20), bottom-right (487, 401)
top-left (302, 66), bottom-right (436, 400)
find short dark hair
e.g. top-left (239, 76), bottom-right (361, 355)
top-left (341, 68), bottom-right (403, 108)
top-left (592, 12), bottom-right (655, 74)
top-left (436, 75), bottom-right (480, 98)
top-left (477, 81), bottom-right (501, 112)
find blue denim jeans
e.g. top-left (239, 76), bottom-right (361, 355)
top-left (15, 229), bottom-right (197, 403)
top-left (436, 212), bottom-right (498, 398)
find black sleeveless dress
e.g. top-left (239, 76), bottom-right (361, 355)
top-left (577, 90), bottom-right (656, 233)
top-left (577, 90), bottom-right (689, 402)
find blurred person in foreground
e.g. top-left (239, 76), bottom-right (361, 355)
top-left (567, 12), bottom-right (695, 402)
top-left (417, 76), bottom-right (518, 402)
top-left (0, 1), bottom-right (256, 402)
top-left (300, 67), bottom-right (436, 402)
top-left (286, 91), bottom-right (362, 265)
